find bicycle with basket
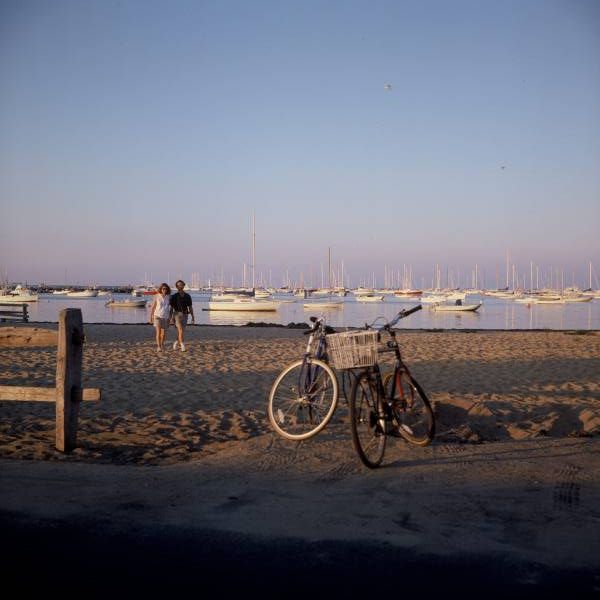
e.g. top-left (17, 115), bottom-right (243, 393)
top-left (267, 305), bottom-right (435, 468)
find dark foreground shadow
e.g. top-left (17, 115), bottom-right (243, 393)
top-left (2, 511), bottom-right (597, 599)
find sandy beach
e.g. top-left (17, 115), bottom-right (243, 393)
top-left (1, 325), bottom-right (599, 595)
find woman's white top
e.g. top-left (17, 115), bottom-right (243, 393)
top-left (153, 293), bottom-right (171, 319)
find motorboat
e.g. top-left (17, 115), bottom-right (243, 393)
top-left (132, 285), bottom-right (157, 296)
top-left (52, 288), bottom-right (72, 295)
top-left (0, 285), bottom-right (39, 303)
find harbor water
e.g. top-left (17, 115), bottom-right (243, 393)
top-left (18, 294), bottom-right (600, 330)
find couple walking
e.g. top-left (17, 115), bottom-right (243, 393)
top-left (149, 280), bottom-right (195, 352)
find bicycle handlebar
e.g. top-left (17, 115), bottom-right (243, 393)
top-left (399, 304), bottom-right (422, 319)
top-left (304, 316), bottom-right (325, 335)
top-left (368, 304), bottom-right (422, 330)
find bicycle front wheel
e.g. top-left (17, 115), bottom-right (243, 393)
top-left (383, 371), bottom-right (435, 446)
top-left (268, 358), bottom-right (338, 441)
top-left (349, 373), bottom-right (386, 468)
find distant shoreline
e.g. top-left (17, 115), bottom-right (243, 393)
top-left (8, 321), bottom-right (600, 333)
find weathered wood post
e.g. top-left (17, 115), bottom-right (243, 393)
top-left (55, 308), bottom-right (84, 452)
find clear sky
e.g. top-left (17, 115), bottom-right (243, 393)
top-left (1, 0), bottom-right (599, 288)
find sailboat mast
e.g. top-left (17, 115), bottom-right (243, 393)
top-left (328, 247), bottom-right (332, 290)
top-left (252, 211), bottom-right (256, 291)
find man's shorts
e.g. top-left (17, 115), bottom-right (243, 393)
top-left (174, 312), bottom-right (188, 328)
top-left (153, 317), bottom-right (169, 329)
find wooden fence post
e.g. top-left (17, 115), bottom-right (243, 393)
top-left (55, 308), bottom-right (84, 452)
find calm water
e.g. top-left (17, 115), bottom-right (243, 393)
top-left (20, 293), bottom-right (600, 330)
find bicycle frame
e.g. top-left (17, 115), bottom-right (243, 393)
top-left (358, 305), bottom-right (422, 413)
top-left (298, 319), bottom-right (329, 399)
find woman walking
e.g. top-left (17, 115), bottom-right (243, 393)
top-left (149, 283), bottom-right (172, 352)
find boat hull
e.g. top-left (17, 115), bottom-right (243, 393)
top-left (106, 300), bottom-right (147, 308)
top-left (432, 303), bottom-right (482, 312)
top-left (0, 294), bottom-right (38, 303)
top-left (67, 290), bottom-right (99, 298)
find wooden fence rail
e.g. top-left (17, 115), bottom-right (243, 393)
top-left (0, 303), bottom-right (28, 323)
top-left (0, 308), bottom-right (101, 452)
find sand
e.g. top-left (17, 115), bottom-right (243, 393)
top-left (1, 325), bottom-right (598, 463)
top-left (1, 325), bottom-right (599, 594)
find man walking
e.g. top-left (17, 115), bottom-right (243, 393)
top-left (170, 280), bottom-right (195, 351)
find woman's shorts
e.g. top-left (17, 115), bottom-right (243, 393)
top-left (174, 312), bottom-right (188, 328)
top-left (154, 317), bottom-right (169, 329)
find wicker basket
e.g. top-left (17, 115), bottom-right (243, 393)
top-left (326, 330), bottom-right (379, 369)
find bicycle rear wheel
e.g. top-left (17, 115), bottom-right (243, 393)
top-left (268, 358), bottom-right (338, 441)
top-left (349, 372), bottom-right (386, 468)
top-left (383, 370), bottom-right (435, 446)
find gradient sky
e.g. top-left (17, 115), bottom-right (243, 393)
top-left (1, 0), bottom-right (599, 287)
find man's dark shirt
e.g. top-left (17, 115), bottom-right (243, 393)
top-left (170, 292), bottom-right (192, 314)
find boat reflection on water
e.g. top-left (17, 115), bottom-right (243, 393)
top-left (204, 309), bottom-right (281, 326)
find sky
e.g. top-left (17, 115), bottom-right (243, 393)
top-left (1, 0), bottom-right (599, 288)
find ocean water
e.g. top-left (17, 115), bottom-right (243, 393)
top-left (16, 293), bottom-right (600, 330)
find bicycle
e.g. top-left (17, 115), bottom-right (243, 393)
top-left (331, 305), bottom-right (435, 468)
top-left (267, 315), bottom-right (339, 440)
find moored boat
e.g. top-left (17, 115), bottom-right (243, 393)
top-left (355, 294), bottom-right (384, 302)
top-left (432, 301), bottom-right (482, 312)
top-left (67, 289), bottom-right (99, 298)
top-left (106, 298), bottom-right (147, 308)
top-left (0, 285), bottom-right (38, 303)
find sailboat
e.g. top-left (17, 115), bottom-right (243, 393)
top-left (206, 213), bottom-right (279, 312)
top-left (303, 248), bottom-right (343, 309)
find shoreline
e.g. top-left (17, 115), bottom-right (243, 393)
top-left (6, 320), bottom-right (600, 333)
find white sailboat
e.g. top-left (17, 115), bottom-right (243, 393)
top-left (303, 248), bottom-right (343, 309)
top-left (206, 213), bottom-right (280, 312)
